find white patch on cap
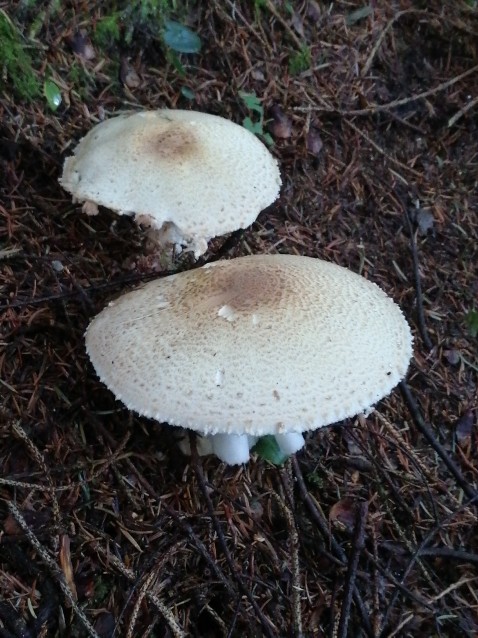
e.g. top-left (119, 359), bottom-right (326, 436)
top-left (215, 369), bottom-right (225, 386)
top-left (218, 304), bottom-right (237, 322)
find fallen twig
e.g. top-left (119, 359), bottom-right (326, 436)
top-left (0, 430), bottom-right (131, 493)
top-left (189, 435), bottom-right (277, 638)
top-left (361, 9), bottom-right (428, 77)
top-left (6, 501), bottom-right (101, 638)
top-left (291, 456), bottom-right (374, 637)
top-left (115, 448), bottom-right (239, 599)
top-left (277, 463), bottom-right (303, 637)
top-left (448, 93), bottom-right (478, 127)
top-left (295, 63), bottom-right (478, 115)
top-left (262, 0), bottom-right (303, 50)
top-left (399, 382), bottom-right (478, 502)
top-left (90, 541), bottom-right (186, 638)
top-left (10, 420), bottom-right (61, 542)
top-left (380, 543), bottom-right (478, 566)
top-left (344, 118), bottom-right (423, 178)
top-left (336, 501), bottom-right (369, 638)
top-left (378, 494), bottom-right (478, 637)
top-left (403, 208), bottom-right (434, 350)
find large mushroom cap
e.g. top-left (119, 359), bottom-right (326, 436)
top-left (85, 255), bottom-right (413, 436)
top-left (60, 110), bottom-right (281, 257)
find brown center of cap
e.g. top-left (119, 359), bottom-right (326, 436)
top-left (180, 261), bottom-right (298, 315)
top-left (145, 120), bottom-right (199, 162)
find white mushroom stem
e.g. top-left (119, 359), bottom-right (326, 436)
top-left (274, 432), bottom-right (305, 455)
top-left (178, 431), bottom-right (304, 465)
top-left (211, 433), bottom-right (251, 465)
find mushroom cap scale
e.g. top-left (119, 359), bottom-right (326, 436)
top-left (85, 255), bottom-right (413, 436)
top-left (60, 110), bottom-right (281, 254)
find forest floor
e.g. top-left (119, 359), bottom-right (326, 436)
top-left (1, 1), bottom-right (478, 637)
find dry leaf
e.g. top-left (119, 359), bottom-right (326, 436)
top-left (269, 104), bottom-right (292, 139)
top-left (329, 498), bottom-right (356, 532)
top-left (307, 1), bottom-right (321, 22)
top-left (70, 30), bottom-right (95, 61)
top-left (307, 127), bottom-right (323, 156)
top-left (444, 349), bottom-right (460, 366)
top-left (3, 513), bottom-right (21, 535)
top-left (120, 56), bottom-right (141, 89)
top-left (59, 534), bottom-right (78, 602)
top-left (3, 509), bottom-right (50, 535)
top-left (415, 208), bottom-right (435, 235)
top-left (456, 410), bottom-right (474, 444)
top-left (290, 12), bottom-right (305, 37)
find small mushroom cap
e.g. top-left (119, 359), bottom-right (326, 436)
top-left (60, 110), bottom-right (281, 255)
top-left (85, 255), bottom-right (413, 436)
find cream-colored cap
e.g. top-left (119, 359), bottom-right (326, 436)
top-left (85, 255), bottom-right (413, 436)
top-left (60, 110), bottom-right (281, 257)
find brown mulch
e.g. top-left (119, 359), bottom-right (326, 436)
top-left (1, 1), bottom-right (478, 636)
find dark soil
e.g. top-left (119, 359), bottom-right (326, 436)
top-left (1, 1), bottom-right (477, 637)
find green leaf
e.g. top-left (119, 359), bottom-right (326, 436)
top-left (346, 5), bottom-right (373, 26)
top-left (262, 131), bottom-right (275, 147)
top-left (165, 49), bottom-right (186, 77)
top-left (43, 80), bottom-right (61, 111)
top-left (180, 86), bottom-right (195, 100)
top-left (465, 309), bottom-right (478, 338)
top-left (253, 436), bottom-right (289, 465)
top-left (239, 90), bottom-right (263, 115)
top-left (163, 20), bottom-right (201, 54)
top-left (242, 116), bottom-right (263, 136)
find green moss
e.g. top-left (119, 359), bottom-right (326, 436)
top-left (289, 45), bottom-right (311, 75)
top-left (0, 10), bottom-right (40, 101)
top-left (94, 12), bottom-right (122, 48)
top-left (68, 61), bottom-right (97, 99)
top-left (94, 0), bottom-right (182, 48)
top-left (465, 308), bottom-right (478, 338)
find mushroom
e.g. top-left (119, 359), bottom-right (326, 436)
top-left (60, 110), bottom-right (281, 258)
top-left (85, 254), bottom-right (413, 465)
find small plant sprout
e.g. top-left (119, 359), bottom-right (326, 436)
top-left (288, 46), bottom-right (311, 75)
top-left (239, 91), bottom-right (274, 146)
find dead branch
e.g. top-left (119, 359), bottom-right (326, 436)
top-left (336, 501), bottom-right (368, 638)
top-left (399, 382), bottom-right (478, 502)
top-left (189, 435), bottom-right (277, 638)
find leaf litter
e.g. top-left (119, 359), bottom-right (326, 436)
top-left (1, 1), bottom-right (478, 636)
